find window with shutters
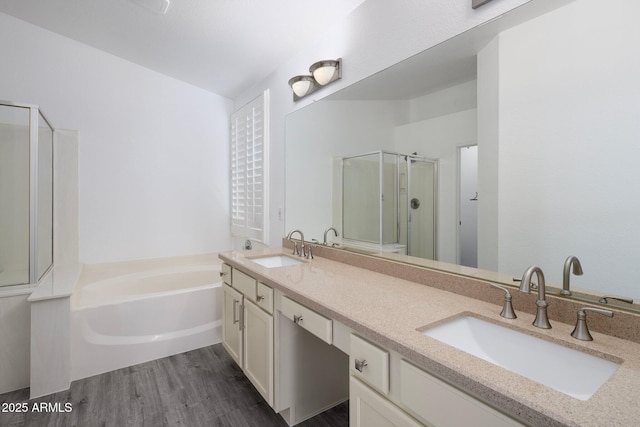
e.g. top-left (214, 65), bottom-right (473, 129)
top-left (230, 90), bottom-right (269, 243)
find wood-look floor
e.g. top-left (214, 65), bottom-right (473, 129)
top-left (0, 344), bottom-right (348, 427)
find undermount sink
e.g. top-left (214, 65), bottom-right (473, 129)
top-left (250, 255), bottom-right (304, 268)
top-left (422, 315), bottom-right (620, 400)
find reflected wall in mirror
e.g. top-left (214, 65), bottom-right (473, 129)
top-left (285, 0), bottom-right (640, 305)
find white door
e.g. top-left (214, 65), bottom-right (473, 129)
top-left (350, 377), bottom-right (422, 427)
top-left (458, 145), bottom-right (478, 268)
top-left (243, 299), bottom-right (274, 407)
top-left (222, 283), bottom-right (243, 367)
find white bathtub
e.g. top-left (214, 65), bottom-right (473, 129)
top-left (70, 254), bottom-right (222, 380)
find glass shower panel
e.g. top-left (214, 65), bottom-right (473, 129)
top-left (0, 105), bottom-right (30, 286)
top-left (37, 112), bottom-right (53, 280)
top-left (343, 153), bottom-right (380, 243)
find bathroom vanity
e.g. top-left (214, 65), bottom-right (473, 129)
top-left (220, 261), bottom-right (348, 425)
top-left (219, 247), bottom-right (640, 426)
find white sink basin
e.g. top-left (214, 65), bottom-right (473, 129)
top-left (250, 255), bottom-right (304, 268)
top-left (422, 315), bottom-right (620, 400)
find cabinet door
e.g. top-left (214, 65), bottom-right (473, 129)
top-left (243, 299), bottom-right (274, 407)
top-left (350, 377), bottom-right (422, 427)
top-left (222, 283), bottom-right (243, 367)
top-left (400, 360), bottom-right (522, 427)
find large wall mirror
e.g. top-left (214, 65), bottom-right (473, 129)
top-left (285, 0), bottom-right (640, 312)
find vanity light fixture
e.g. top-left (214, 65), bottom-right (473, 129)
top-left (288, 58), bottom-right (342, 101)
top-left (288, 75), bottom-right (316, 99)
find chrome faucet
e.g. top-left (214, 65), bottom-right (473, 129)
top-left (519, 266), bottom-right (551, 329)
top-left (286, 229), bottom-right (305, 257)
top-left (561, 256), bottom-right (583, 296)
top-left (323, 227), bottom-right (339, 246)
top-left (571, 307), bottom-right (614, 341)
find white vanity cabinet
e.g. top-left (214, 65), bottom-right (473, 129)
top-left (221, 263), bottom-right (348, 425)
top-left (350, 376), bottom-right (422, 427)
top-left (222, 283), bottom-right (244, 366)
top-left (221, 264), bottom-right (274, 407)
top-left (399, 360), bottom-right (519, 427)
top-left (243, 297), bottom-right (274, 406)
top-left (346, 331), bottom-right (525, 427)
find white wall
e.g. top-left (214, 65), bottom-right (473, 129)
top-left (477, 37), bottom-right (500, 272)
top-left (234, 0), bottom-right (532, 247)
top-left (0, 12), bottom-right (233, 264)
top-left (494, 0), bottom-right (640, 296)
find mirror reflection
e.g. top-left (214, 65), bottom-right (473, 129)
top-left (340, 151), bottom-right (437, 259)
top-left (285, 0), bottom-right (640, 308)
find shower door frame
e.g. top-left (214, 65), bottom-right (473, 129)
top-left (0, 100), bottom-right (54, 287)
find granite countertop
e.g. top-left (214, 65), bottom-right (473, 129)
top-left (219, 248), bottom-right (640, 427)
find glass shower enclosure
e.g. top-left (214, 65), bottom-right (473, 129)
top-left (342, 150), bottom-right (437, 259)
top-left (0, 101), bottom-right (54, 287)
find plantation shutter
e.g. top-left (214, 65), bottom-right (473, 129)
top-left (230, 90), bottom-right (269, 243)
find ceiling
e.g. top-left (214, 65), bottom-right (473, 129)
top-left (325, 0), bottom-right (575, 101)
top-left (0, 0), bottom-right (366, 99)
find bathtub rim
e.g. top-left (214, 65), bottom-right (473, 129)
top-left (72, 264), bottom-right (222, 310)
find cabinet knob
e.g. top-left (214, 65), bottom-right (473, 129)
top-left (256, 295), bottom-right (265, 302)
top-left (293, 315), bottom-right (304, 324)
top-left (354, 359), bottom-right (368, 372)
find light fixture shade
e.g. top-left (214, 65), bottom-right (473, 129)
top-left (288, 75), bottom-right (315, 97)
top-left (310, 60), bottom-right (340, 85)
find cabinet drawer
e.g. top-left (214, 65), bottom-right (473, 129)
top-left (256, 282), bottom-right (273, 314)
top-left (220, 263), bottom-right (232, 285)
top-left (281, 296), bottom-right (332, 344)
top-left (350, 334), bottom-right (389, 395)
top-left (232, 269), bottom-right (257, 300)
top-left (400, 360), bottom-right (523, 427)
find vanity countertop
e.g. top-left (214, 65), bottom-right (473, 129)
top-left (219, 248), bottom-right (640, 427)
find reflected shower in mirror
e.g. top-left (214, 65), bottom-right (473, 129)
top-left (339, 151), bottom-right (437, 259)
top-left (285, 0), bottom-right (640, 309)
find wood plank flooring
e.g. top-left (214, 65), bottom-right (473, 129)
top-left (0, 344), bottom-right (348, 427)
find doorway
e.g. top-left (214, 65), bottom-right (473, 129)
top-left (458, 145), bottom-right (478, 268)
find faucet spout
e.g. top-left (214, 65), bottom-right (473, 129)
top-left (561, 256), bottom-right (583, 296)
top-left (323, 227), bottom-right (339, 246)
top-left (520, 266), bottom-right (551, 329)
top-left (286, 229), bottom-right (305, 257)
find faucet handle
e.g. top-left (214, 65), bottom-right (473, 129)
top-left (487, 283), bottom-right (517, 319)
top-left (305, 244), bottom-right (314, 260)
top-left (292, 241), bottom-right (300, 256)
top-left (571, 307), bottom-right (614, 341)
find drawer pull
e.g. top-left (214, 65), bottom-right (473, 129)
top-left (219, 271), bottom-right (224, 277)
top-left (355, 358), bottom-right (368, 372)
top-left (256, 295), bottom-right (265, 302)
top-left (293, 315), bottom-right (304, 324)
